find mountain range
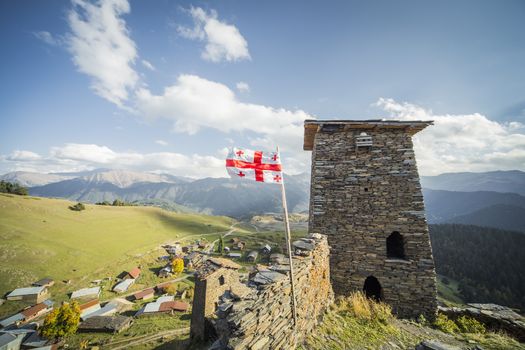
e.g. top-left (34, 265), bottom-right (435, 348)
top-left (2, 169), bottom-right (525, 231)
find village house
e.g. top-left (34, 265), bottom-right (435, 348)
top-left (135, 300), bottom-right (189, 316)
top-left (83, 301), bottom-right (119, 318)
top-left (158, 266), bottom-right (172, 278)
top-left (232, 241), bottom-right (246, 251)
top-left (70, 287), bottom-right (100, 300)
top-left (269, 253), bottom-right (287, 265)
top-left (113, 279), bottom-right (135, 293)
top-left (6, 286), bottom-right (49, 304)
top-left (131, 288), bottom-right (155, 302)
top-left (0, 312), bottom-right (24, 328)
top-left (156, 295), bottom-right (174, 303)
top-left (78, 315), bottom-right (133, 334)
top-left (20, 300), bottom-right (53, 323)
top-left (122, 267), bottom-right (141, 280)
top-left (79, 299), bottom-right (101, 320)
top-left (261, 244), bottom-right (272, 254)
top-left (247, 251), bottom-right (258, 262)
top-left (223, 246), bottom-right (230, 254)
top-left (164, 244), bottom-right (182, 256)
top-left (227, 252), bottom-right (242, 259)
top-left (0, 333), bottom-right (24, 350)
top-left (32, 278), bottom-right (54, 288)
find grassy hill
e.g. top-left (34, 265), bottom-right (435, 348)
top-left (0, 193), bottom-right (238, 301)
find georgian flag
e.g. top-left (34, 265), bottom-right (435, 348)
top-left (225, 147), bottom-right (283, 184)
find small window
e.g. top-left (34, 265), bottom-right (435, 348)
top-left (219, 275), bottom-right (225, 286)
top-left (387, 231), bottom-right (406, 259)
top-left (355, 132), bottom-right (373, 147)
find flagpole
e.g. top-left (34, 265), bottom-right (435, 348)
top-left (277, 146), bottom-right (298, 327)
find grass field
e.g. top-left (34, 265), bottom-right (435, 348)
top-left (0, 194), bottom-right (243, 311)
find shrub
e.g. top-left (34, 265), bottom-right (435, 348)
top-left (165, 283), bottom-right (178, 295)
top-left (456, 315), bottom-right (486, 333)
top-left (172, 257), bottom-right (184, 275)
top-left (433, 313), bottom-right (460, 333)
top-left (68, 203), bottom-right (85, 211)
top-left (40, 301), bottom-right (81, 339)
top-left (186, 287), bottom-right (194, 299)
top-left (344, 292), bottom-right (392, 324)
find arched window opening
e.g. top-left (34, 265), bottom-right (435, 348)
top-left (363, 276), bottom-right (382, 301)
top-left (387, 231), bottom-right (405, 259)
top-left (219, 275), bottom-right (225, 286)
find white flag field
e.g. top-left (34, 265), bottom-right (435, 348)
top-left (225, 147), bottom-right (283, 184)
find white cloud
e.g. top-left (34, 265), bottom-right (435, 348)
top-left (2, 143), bottom-right (227, 178)
top-left (33, 31), bottom-right (61, 46)
top-left (178, 7), bottom-right (250, 62)
top-left (135, 74), bottom-right (310, 155)
top-left (236, 81), bottom-right (250, 93)
top-left (376, 98), bottom-right (525, 175)
top-left (141, 59), bottom-right (155, 71)
top-left (7, 150), bottom-right (42, 161)
top-left (155, 139), bottom-right (168, 146)
top-left (67, 0), bottom-right (138, 106)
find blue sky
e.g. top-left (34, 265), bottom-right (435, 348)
top-left (1, 0), bottom-right (524, 177)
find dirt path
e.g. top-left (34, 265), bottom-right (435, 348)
top-left (103, 327), bottom-right (190, 349)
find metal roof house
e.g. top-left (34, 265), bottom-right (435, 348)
top-left (123, 267), bottom-right (141, 280)
top-left (32, 278), bottom-right (54, 288)
top-left (247, 251), bottom-right (258, 262)
top-left (70, 287), bottom-right (101, 300)
top-left (131, 288), bottom-right (155, 301)
top-left (6, 286), bottom-right (49, 304)
top-left (113, 279), bottom-right (135, 293)
top-left (0, 332), bottom-right (24, 350)
top-left (0, 313), bottom-right (24, 328)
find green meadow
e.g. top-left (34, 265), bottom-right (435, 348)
top-left (0, 194), bottom-right (238, 303)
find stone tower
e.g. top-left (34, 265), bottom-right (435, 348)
top-left (304, 119), bottom-right (437, 319)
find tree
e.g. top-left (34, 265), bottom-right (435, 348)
top-left (165, 283), bottom-right (178, 295)
top-left (217, 235), bottom-right (224, 254)
top-left (172, 257), bottom-right (184, 275)
top-left (0, 180), bottom-right (28, 196)
top-left (40, 301), bottom-right (81, 339)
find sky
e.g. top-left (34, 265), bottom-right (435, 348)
top-left (1, 0), bottom-right (524, 177)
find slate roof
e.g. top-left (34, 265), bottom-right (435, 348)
top-left (70, 287), bottom-right (101, 299)
top-left (7, 286), bottom-right (45, 297)
top-left (78, 315), bottom-right (133, 333)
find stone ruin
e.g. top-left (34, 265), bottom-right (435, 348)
top-left (304, 119), bottom-right (437, 319)
top-left (190, 234), bottom-right (333, 349)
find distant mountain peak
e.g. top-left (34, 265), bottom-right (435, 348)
top-left (80, 169), bottom-right (177, 188)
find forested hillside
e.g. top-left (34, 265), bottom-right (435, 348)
top-left (429, 224), bottom-right (525, 311)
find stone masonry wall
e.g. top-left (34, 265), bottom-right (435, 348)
top-left (308, 127), bottom-right (437, 319)
top-left (191, 234), bottom-right (333, 350)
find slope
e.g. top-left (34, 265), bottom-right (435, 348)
top-left (0, 193), bottom-right (235, 298)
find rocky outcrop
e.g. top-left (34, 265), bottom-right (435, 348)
top-left (439, 304), bottom-right (525, 342)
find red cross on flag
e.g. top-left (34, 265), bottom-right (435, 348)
top-left (225, 147), bottom-right (283, 184)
